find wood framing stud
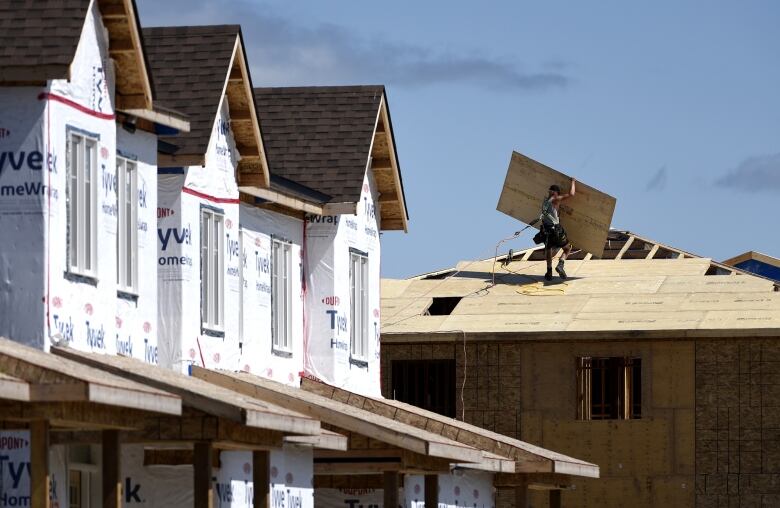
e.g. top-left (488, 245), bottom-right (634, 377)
top-left (384, 471), bottom-right (399, 508)
top-left (424, 474), bottom-right (438, 507)
top-left (615, 236), bottom-right (635, 260)
top-left (254, 450), bottom-right (270, 508)
top-left (30, 420), bottom-right (50, 508)
top-left (194, 442), bottom-right (214, 508)
top-left (102, 430), bottom-right (121, 508)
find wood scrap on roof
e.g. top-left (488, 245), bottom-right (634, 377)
top-left (497, 151), bottom-right (617, 258)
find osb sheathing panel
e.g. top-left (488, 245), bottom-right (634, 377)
top-left (379, 338), bottom-right (696, 507)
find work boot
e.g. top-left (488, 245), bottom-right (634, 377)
top-left (545, 267), bottom-right (553, 281)
top-left (556, 260), bottom-right (567, 279)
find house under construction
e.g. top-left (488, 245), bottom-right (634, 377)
top-left (380, 230), bottom-right (780, 507)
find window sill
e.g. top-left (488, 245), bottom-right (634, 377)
top-left (64, 271), bottom-right (98, 287)
top-left (271, 348), bottom-right (293, 359)
top-left (349, 356), bottom-right (369, 369)
top-left (201, 327), bottom-right (225, 338)
top-left (117, 290), bottom-right (138, 303)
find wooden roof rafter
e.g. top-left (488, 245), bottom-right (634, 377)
top-left (97, 0), bottom-right (153, 111)
top-left (225, 36), bottom-right (270, 189)
top-left (191, 368), bottom-right (510, 470)
top-left (370, 95), bottom-right (408, 232)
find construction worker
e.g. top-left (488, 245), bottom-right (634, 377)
top-left (540, 178), bottom-right (576, 280)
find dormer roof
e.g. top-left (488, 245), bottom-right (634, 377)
top-left (0, 0), bottom-right (154, 111)
top-left (144, 25), bottom-right (268, 184)
top-left (254, 85), bottom-right (409, 231)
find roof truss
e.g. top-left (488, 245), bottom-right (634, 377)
top-left (370, 95), bottom-right (408, 232)
top-left (228, 38), bottom-right (270, 189)
top-left (98, 0), bottom-right (153, 110)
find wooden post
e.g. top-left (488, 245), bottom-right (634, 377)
top-left (194, 442), bottom-right (214, 508)
top-left (424, 474), bottom-right (438, 508)
top-left (383, 471), bottom-right (399, 508)
top-left (30, 420), bottom-right (50, 508)
top-left (514, 479), bottom-right (528, 508)
top-left (550, 489), bottom-right (562, 508)
top-left (253, 450), bottom-right (270, 508)
top-left (102, 430), bottom-right (122, 508)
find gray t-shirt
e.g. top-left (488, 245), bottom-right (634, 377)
top-left (540, 197), bottom-right (559, 226)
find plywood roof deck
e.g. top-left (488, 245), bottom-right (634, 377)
top-left (382, 255), bottom-right (780, 340)
top-left (300, 377), bottom-right (599, 479)
top-left (0, 338), bottom-right (180, 414)
top-left (192, 368), bottom-right (509, 470)
top-left (52, 347), bottom-right (319, 435)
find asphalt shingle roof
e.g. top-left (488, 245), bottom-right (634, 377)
top-left (0, 0), bottom-right (90, 81)
top-left (143, 25), bottom-right (239, 157)
top-left (254, 86), bottom-right (385, 204)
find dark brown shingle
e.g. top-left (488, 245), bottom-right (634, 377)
top-left (143, 25), bottom-right (240, 158)
top-left (0, 0), bottom-right (90, 82)
top-left (254, 86), bottom-right (385, 204)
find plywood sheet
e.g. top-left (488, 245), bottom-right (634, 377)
top-left (496, 152), bottom-right (617, 257)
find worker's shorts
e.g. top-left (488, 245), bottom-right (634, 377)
top-left (540, 224), bottom-right (569, 249)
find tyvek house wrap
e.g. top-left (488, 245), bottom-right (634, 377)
top-left (304, 170), bottom-right (382, 396)
top-left (0, 431), bottom-right (67, 507)
top-left (238, 204), bottom-right (304, 385)
top-left (118, 444), bottom-right (313, 508)
top-left (0, 1), bottom-right (158, 362)
top-left (405, 472), bottom-right (495, 508)
top-left (157, 98), bottom-right (241, 372)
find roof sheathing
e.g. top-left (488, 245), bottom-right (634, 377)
top-left (382, 258), bottom-right (780, 339)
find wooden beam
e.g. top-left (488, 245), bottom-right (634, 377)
top-left (314, 462), bottom-right (402, 475)
top-left (110, 38), bottom-right (135, 53)
top-left (194, 442), bottom-right (214, 508)
top-left (115, 93), bottom-right (147, 110)
top-left (284, 432), bottom-right (347, 450)
top-left (237, 185), bottom-right (324, 216)
top-left (384, 471), bottom-right (399, 508)
top-left (157, 153), bottom-right (205, 167)
top-left (231, 108), bottom-right (252, 121)
top-left (30, 420), bottom-right (50, 508)
top-left (236, 145), bottom-right (260, 157)
top-left (424, 474), bottom-right (438, 507)
top-left (254, 450), bottom-right (270, 508)
top-left (322, 202), bottom-right (358, 215)
top-left (100, 3), bottom-right (127, 18)
top-left (102, 430), bottom-right (121, 508)
top-left (642, 243), bottom-right (659, 259)
top-left (381, 218), bottom-right (406, 230)
top-left (379, 189), bottom-right (398, 203)
top-left (372, 158), bottom-right (393, 171)
top-left (229, 66), bottom-right (243, 82)
top-left (615, 236), bottom-right (635, 260)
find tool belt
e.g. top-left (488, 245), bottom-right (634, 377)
top-left (534, 224), bottom-right (568, 248)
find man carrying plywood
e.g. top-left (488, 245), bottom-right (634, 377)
top-left (538, 179), bottom-right (576, 280)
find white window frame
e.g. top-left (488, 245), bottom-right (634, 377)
top-left (116, 156), bottom-right (138, 294)
top-left (349, 250), bottom-right (369, 362)
top-left (201, 208), bottom-right (225, 332)
top-left (271, 238), bottom-right (293, 354)
top-left (66, 130), bottom-right (98, 278)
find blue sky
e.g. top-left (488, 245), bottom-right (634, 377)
top-left (138, 0), bottom-right (780, 278)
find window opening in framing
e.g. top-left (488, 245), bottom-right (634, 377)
top-left (271, 238), bottom-right (293, 354)
top-left (425, 296), bottom-right (462, 316)
top-left (67, 131), bottom-right (98, 277)
top-left (201, 208), bottom-right (224, 332)
top-left (349, 250), bottom-right (369, 362)
top-left (577, 357), bottom-right (641, 420)
top-left (116, 156), bottom-right (138, 294)
top-left (391, 359), bottom-right (456, 418)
